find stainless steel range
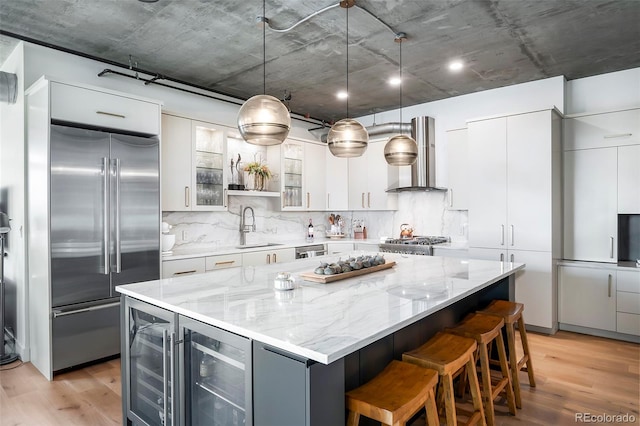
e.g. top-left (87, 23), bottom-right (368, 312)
top-left (378, 236), bottom-right (450, 256)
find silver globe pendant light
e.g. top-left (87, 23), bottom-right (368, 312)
top-left (384, 33), bottom-right (418, 166)
top-left (237, 0), bottom-right (291, 146)
top-left (327, 1), bottom-right (368, 158)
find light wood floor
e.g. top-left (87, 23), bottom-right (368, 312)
top-left (1, 331), bottom-right (638, 426)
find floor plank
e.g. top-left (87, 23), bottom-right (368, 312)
top-left (0, 331), bottom-right (638, 425)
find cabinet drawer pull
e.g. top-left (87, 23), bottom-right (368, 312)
top-left (608, 274), bottom-right (612, 297)
top-left (266, 254), bottom-right (271, 264)
top-left (174, 270), bottom-right (197, 275)
top-left (604, 133), bottom-right (632, 139)
top-left (273, 253), bottom-right (277, 263)
top-left (214, 260), bottom-right (235, 266)
top-left (96, 110), bottom-right (126, 119)
top-left (500, 253), bottom-right (504, 262)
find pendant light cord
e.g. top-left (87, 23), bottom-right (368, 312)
top-left (263, 0), bottom-right (266, 95)
top-left (346, 5), bottom-right (350, 119)
top-left (399, 39), bottom-right (403, 126)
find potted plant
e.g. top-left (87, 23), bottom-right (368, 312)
top-left (244, 161), bottom-right (271, 191)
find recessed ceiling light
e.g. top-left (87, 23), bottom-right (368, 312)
top-left (448, 60), bottom-right (464, 72)
top-left (388, 77), bottom-right (401, 86)
top-left (336, 91), bottom-right (348, 100)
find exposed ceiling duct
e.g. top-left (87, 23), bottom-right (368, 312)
top-left (386, 116), bottom-right (445, 192)
top-left (311, 122), bottom-right (411, 143)
top-left (0, 71), bottom-right (17, 104)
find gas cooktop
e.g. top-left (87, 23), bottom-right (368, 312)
top-left (378, 236), bottom-right (450, 255)
top-left (382, 236), bottom-right (450, 245)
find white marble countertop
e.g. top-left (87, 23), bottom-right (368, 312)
top-left (163, 238), bottom-right (384, 261)
top-left (117, 252), bottom-right (522, 364)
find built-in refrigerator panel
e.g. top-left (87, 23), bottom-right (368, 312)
top-left (50, 125), bottom-right (111, 307)
top-left (110, 133), bottom-right (160, 292)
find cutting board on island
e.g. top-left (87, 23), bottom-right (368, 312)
top-left (299, 261), bottom-right (396, 283)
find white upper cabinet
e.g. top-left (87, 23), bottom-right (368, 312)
top-left (468, 110), bottom-right (558, 252)
top-left (445, 128), bottom-right (468, 210)
top-left (161, 114), bottom-right (228, 212)
top-left (618, 144), bottom-right (640, 213)
top-left (563, 147), bottom-right (618, 262)
top-left (325, 150), bottom-right (349, 211)
top-left (468, 117), bottom-right (508, 248)
top-left (563, 108), bottom-right (640, 150)
top-left (304, 142), bottom-right (327, 211)
top-left (507, 111), bottom-right (553, 252)
top-left (280, 141), bottom-right (305, 210)
top-left (348, 140), bottom-right (398, 210)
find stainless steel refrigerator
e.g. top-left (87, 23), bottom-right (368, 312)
top-left (48, 124), bottom-right (160, 372)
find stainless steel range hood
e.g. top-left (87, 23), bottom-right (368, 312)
top-left (386, 116), bottom-right (446, 192)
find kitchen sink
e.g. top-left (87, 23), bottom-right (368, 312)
top-left (235, 242), bottom-right (284, 249)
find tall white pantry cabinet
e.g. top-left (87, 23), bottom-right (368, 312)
top-left (468, 109), bottom-right (562, 332)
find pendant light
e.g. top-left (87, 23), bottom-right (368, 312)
top-left (327, 0), bottom-right (368, 158)
top-left (384, 33), bottom-right (418, 166)
top-left (237, 0), bottom-right (291, 146)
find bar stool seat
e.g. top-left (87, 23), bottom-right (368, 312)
top-left (445, 313), bottom-right (517, 426)
top-left (478, 300), bottom-right (536, 409)
top-left (403, 332), bottom-right (486, 426)
top-left (345, 360), bottom-right (440, 426)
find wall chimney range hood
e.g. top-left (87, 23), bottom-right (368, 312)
top-left (386, 116), bottom-right (446, 192)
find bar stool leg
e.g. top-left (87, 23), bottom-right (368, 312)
top-left (347, 411), bottom-right (360, 426)
top-left (505, 321), bottom-right (522, 408)
top-left (478, 342), bottom-right (496, 426)
top-left (496, 332), bottom-right (518, 416)
top-left (425, 387), bottom-right (440, 426)
top-left (442, 373), bottom-right (458, 426)
top-left (518, 316), bottom-right (536, 387)
top-left (466, 356), bottom-right (486, 426)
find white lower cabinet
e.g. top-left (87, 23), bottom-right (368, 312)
top-left (355, 242), bottom-right (379, 252)
top-left (616, 270), bottom-right (640, 336)
top-left (468, 248), bottom-right (555, 329)
top-left (326, 242), bottom-right (355, 254)
top-left (162, 257), bottom-right (206, 278)
top-left (242, 248), bottom-right (295, 266)
top-left (559, 266), bottom-right (616, 332)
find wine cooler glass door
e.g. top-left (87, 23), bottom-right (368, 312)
top-left (182, 318), bottom-right (252, 426)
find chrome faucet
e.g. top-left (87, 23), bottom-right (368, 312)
top-left (239, 205), bottom-right (255, 246)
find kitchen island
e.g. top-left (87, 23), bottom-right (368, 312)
top-left (117, 253), bottom-right (523, 426)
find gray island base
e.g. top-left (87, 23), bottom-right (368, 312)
top-left (117, 253), bottom-right (523, 426)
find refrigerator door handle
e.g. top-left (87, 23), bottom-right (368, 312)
top-left (115, 158), bottom-right (122, 273)
top-left (102, 157), bottom-right (110, 275)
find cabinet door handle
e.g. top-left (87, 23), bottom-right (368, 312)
top-left (449, 189), bottom-right (453, 207)
top-left (185, 186), bottom-right (190, 207)
top-left (368, 192), bottom-right (371, 208)
top-left (501, 225), bottom-right (505, 246)
top-left (510, 225), bottom-right (514, 246)
top-left (500, 253), bottom-right (504, 262)
top-left (162, 329), bottom-right (168, 426)
top-left (327, 193), bottom-right (330, 209)
top-left (169, 332), bottom-right (176, 426)
top-left (223, 189), bottom-right (227, 208)
top-left (610, 237), bottom-right (614, 259)
top-left (273, 253), bottom-right (277, 263)
top-left (174, 270), bottom-right (197, 276)
top-left (214, 260), bottom-right (235, 266)
top-left (307, 192), bottom-right (310, 209)
top-left (96, 110), bottom-right (125, 119)
top-left (267, 254), bottom-right (271, 264)
top-left (510, 253), bottom-right (514, 263)
top-left (604, 133), bottom-right (632, 139)
top-left (282, 191), bottom-right (285, 209)
top-left (608, 274), bottom-right (612, 297)
top-left (361, 193), bottom-right (365, 209)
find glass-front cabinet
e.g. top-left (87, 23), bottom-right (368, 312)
top-left (181, 317), bottom-right (252, 426)
top-left (192, 121), bottom-right (227, 210)
top-left (124, 298), bottom-right (177, 426)
top-left (123, 297), bottom-right (252, 426)
top-left (281, 142), bottom-right (303, 210)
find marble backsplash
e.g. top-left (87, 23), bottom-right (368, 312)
top-left (163, 191), bottom-right (467, 251)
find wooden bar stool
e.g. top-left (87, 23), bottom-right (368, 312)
top-left (345, 360), bottom-right (440, 426)
top-left (402, 332), bottom-right (486, 426)
top-left (445, 313), bottom-right (517, 426)
top-left (478, 300), bottom-right (536, 409)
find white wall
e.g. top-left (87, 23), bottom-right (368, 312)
top-left (565, 68), bottom-right (640, 114)
top-left (0, 43), bottom-right (27, 358)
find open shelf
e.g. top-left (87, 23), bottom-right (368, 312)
top-left (227, 190), bottom-right (280, 197)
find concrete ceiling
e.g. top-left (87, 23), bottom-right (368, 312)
top-left (1, 0), bottom-right (639, 123)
